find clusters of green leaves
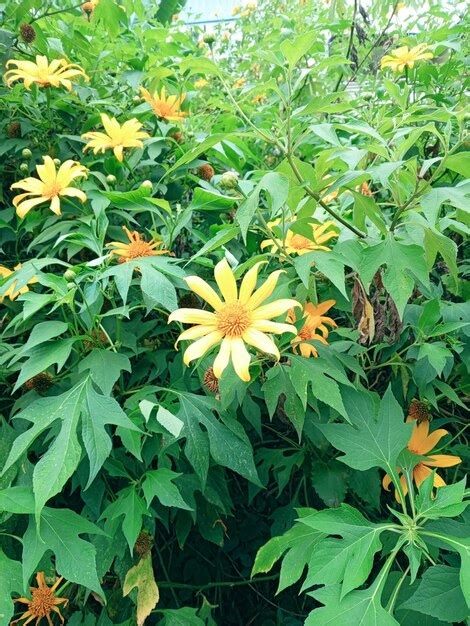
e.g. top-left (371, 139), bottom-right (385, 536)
top-left (0, 0), bottom-right (468, 625)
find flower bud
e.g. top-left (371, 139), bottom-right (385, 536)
top-left (219, 171), bottom-right (239, 190)
top-left (106, 174), bottom-right (117, 184)
top-left (21, 148), bottom-right (32, 159)
top-left (140, 180), bottom-right (153, 190)
top-left (203, 33), bottom-right (216, 45)
top-left (19, 163), bottom-right (29, 173)
top-left (53, 158), bottom-right (61, 166)
top-left (64, 269), bottom-right (76, 281)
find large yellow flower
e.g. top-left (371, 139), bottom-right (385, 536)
top-left (288, 300), bottom-right (337, 358)
top-left (4, 55), bottom-right (88, 90)
top-left (140, 87), bottom-right (187, 122)
top-left (382, 420), bottom-right (461, 501)
top-left (11, 156), bottom-right (87, 218)
top-left (261, 220), bottom-right (338, 256)
top-left (0, 263), bottom-right (36, 302)
top-left (82, 114), bottom-right (149, 162)
top-left (168, 259), bottom-right (300, 381)
top-left (108, 226), bottom-right (170, 263)
top-left (12, 571), bottom-right (68, 626)
top-left (380, 44), bottom-right (433, 72)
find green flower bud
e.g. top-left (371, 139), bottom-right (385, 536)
top-left (106, 174), bottom-right (117, 184)
top-left (21, 148), bottom-right (32, 159)
top-left (141, 180), bottom-right (153, 190)
top-left (53, 158), bottom-right (61, 166)
top-left (203, 33), bottom-right (216, 45)
top-left (219, 171), bottom-right (239, 190)
top-left (19, 162), bottom-right (29, 173)
top-left (64, 269), bottom-right (76, 281)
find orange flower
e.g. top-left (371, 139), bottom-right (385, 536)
top-left (140, 86), bottom-right (187, 122)
top-left (288, 300), bottom-right (337, 357)
top-left (107, 226), bottom-right (170, 263)
top-left (12, 572), bottom-right (68, 626)
top-left (382, 420), bottom-right (461, 500)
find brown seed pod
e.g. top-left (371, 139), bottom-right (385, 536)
top-left (23, 372), bottom-right (53, 394)
top-left (408, 399), bottom-right (431, 423)
top-left (7, 121), bottom-right (21, 138)
top-left (203, 367), bottom-right (219, 394)
top-left (134, 530), bottom-right (153, 557)
top-left (19, 22), bottom-right (36, 43)
top-left (197, 163), bottom-right (215, 181)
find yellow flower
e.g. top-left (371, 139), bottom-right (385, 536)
top-left (107, 226), bottom-right (170, 263)
top-left (321, 175), bottom-right (339, 203)
top-left (82, 114), bottom-right (149, 162)
top-left (11, 571), bottom-right (68, 626)
top-left (82, 0), bottom-right (99, 16)
top-left (252, 93), bottom-right (266, 104)
top-left (140, 86), bottom-right (187, 122)
top-left (383, 420), bottom-right (461, 500)
top-left (233, 77), bottom-right (246, 89)
top-left (261, 220), bottom-right (338, 256)
top-left (4, 55), bottom-right (88, 90)
top-left (11, 156), bottom-right (87, 218)
top-left (380, 44), bottom-right (433, 72)
top-left (232, 5), bottom-right (241, 15)
top-left (194, 78), bottom-right (209, 89)
top-left (0, 263), bottom-right (36, 302)
top-left (168, 259), bottom-right (300, 381)
top-left (288, 300), bottom-right (337, 358)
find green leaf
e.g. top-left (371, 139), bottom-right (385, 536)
top-left (294, 250), bottom-right (348, 298)
top-left (140, 265), bottom-right (178, 312)
top-left (79, 349), bottom-right (131, 395)
top-left (312, 461), bottom-right (348, 508)
top-left (280, 32), bottom-right (316, 68)
top-left (123, 554), bottom-right (159, 626)
top-left (13, 338), bottom-right (76, 391)
top-left (237, 172), bottom-right (289, 240)
top-left (0, 549), bottom-right (22, 625)
top-left (317, 386), bottom-right (412, 474)
top-left (18, 320), bottom-right (68, 354)
top-left (101, 486), bottom-right (149, 554)
top-left (142, 468), bottom-right (192, 510)
top-left (306, 580), bottom-right (399, 626)
top-left (22, 507), bottom-right (105, 596)
top-left (188, 187), bottom-right (236, 212)
top-left (399, 565), bottom-right (468, 623)
top-left (420, 182), bottom-right (470, 224)
top-left (417, 343), bottom-right (451, 376)
top-left (190, 225), bottom-right (240, 261)
top-left (300, 504), bottom-right (394, 597)
top-left (445, 152), bottom-right (470, 177)
top-left (262, 364), bottom-right (305, 437)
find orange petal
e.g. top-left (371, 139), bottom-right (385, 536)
top-left (382, 474), bottom-right (392, 491)
top-left (424, 454), bottom-right (462, 468)
top-left (419, 428), bottom-right (449, 454)
top-left (413, 463), bottom-right (432, 487)
top-left (407, 421), bottom-right (429, 452)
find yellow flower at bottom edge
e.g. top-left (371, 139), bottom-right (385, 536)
top-left (11, 156), bottom-right (87, 218)
top-left (382, 420), bottom-right (461, 501)
top-left (82, 114), bottom-right (149, 162)
top-left (0, 263), bottom-right (37, 302)
top-left (107, 226), bottom-right (171, 263)
top-left (380, 44), bottom-right (433, 72)
top-left (288, 300), bottom-right (337, 358)
top-left (4, 55), bottom-right (88, 90)
top-left (168, 259), bottom-right (301, 381)
top-left (140, 87), bottom-right (187, 122)
top-left (11, 571), bottom-right (68, 626)
top-left (261, 220), bottom-right (338, 256)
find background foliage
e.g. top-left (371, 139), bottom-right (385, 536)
top-left (0, 0), bottom-right (468, 624)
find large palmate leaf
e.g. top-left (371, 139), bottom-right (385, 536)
top-left (300, 504), bottom-right (396, 597)
top-left (0, 549), bottom-right (22, 626)
top-left (101, 486), bottom-right (150, 554)
top-left (317, 386), bottom-right (412, 476)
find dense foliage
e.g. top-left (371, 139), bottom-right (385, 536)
top-left (0, 0), bottom-right (468, 624)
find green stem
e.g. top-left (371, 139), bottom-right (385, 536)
top-left (386, 565), bottom-right (410, 613)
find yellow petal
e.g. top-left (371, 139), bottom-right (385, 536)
top-left (230, 337), bottom-right (251, 382)
top-left (213, 337), bottom-right (232, 378)
top-left (252, 299), bottom-right (301, 320)
top-left (175, 324), bottom-right (217, 346)
top-left (251, 320), bottom-right (297, 335)
top-left (238, 262), bottom-right (266, 304)
top-left (183, 330), bottom-right (223, 365)
top-left (214, 259), bottom-right (237, 303)
top-left (242, 328), bottom-right (279, 359)
top-left (247, 270), bottom-right (285, 310)
top-left (185, 276), bottom-right (223, 311)
top-left (168, 308), bottom-right (217, 325)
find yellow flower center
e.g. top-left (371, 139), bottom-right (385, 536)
top-left (217, 302), bottom-right (251, 337)
top-left (289, 234), bottom-right (312, 250)
top-left (29, 586), bottom-right (56, 618)
top-left (43, 182), bottom-right (62, 198)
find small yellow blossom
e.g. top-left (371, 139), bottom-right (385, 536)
top-left (261, 220), bottom-right (338, 256)
top-left (168, 259), bottom-right (300, 381)
top-left (380, 44), bottom-right (433, 72)
top-left (82, 114), bottom-right (149, 162)
top-left (288, 301), bottom-right (337, 358)
top-left (252, 93), bottom-right (266, 105)
top-left (11, 156), bottom-right (87, 218)
top-left (0, 264), bottom-right (36, 302)
top-left (140, 86), bottom-right (187, 122)
top-left (194, 78), bottom-right (209, 89)
top-left (232, 5), bottom-right (241, 15)
top-left (107, 227), bottom-right (170, 263)
top-left (4, 55), bottom-right (88, 90)
top-left (383, 420), bottom-right (461, 501)
top-left (233, 77), bottom-right (246, 89)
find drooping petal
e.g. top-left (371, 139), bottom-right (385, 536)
top-left (183, 330), bottom-right (223, 364)
top-left (49, 195), bottom-right (61, 215)
top-left (168, 308), bottom-right (217, 325)
top-left (382, 474), bottom-right (392, 491)
top-left (213, 337), bottom-right (231, 378)
top-left (15, 195), bottom-right (48, 218)
top-left (424, 454), bottom-right (461, 468)
top-left (214, 259), bottom-right (237, 303)
top-left (242, 328), bottom-right (280, 359)
top-left (413, 463), bottom-right (432, 488)
top-left (230, 337), bottom-right (251, 382)
top-left (185, 276), bottom-right (223, 311)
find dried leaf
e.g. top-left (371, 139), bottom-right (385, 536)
top-left (123, 554), bottom-right (159, 626)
